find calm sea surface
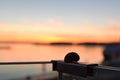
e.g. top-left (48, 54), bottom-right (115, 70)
top-left (0, 43), bottom-right (105, 80)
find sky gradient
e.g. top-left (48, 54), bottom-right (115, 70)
top-left (0, 0), bottom-right (120, 43)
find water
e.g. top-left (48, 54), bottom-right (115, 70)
top-left (0, 43), bottom-right (105, 80)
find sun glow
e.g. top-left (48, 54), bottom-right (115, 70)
top-left (38, 36), bottom-right (65, 43)
top-left (0, 20), bottom-right (120, 43)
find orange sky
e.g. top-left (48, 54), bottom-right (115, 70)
top-left (0, 21), bottom-right (120, 43)
top-left (0, 27), bottom-right (120, 43)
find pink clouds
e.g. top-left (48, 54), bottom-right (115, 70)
top-left (78, 19), bottom-right (120, 36)
top-left (106, 19), bottom-right (120, 26)
top-left (18, 17), bottom-right (31, 24)
top-left (38, 18), bottom-right (63, 27)
top-left (47, 18), bottom-right (63, 26)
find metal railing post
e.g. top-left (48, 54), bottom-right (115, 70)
top-left (58, 72), bottom-right (63, 80)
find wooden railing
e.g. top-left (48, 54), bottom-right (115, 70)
top-left (51, 60), bottom-right (120, 80)
top-left (0, 61), bottom-right (120, 80)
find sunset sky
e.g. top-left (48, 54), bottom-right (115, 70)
top-left (0, 0), bottom-right (120, 43)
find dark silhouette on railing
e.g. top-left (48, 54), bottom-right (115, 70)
top-left (64, 52), bottom-right (80, 63)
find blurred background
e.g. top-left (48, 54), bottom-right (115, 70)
top-left (0, 0), bottom-right (120, 80)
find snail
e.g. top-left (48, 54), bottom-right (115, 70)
top-left (64, 52), bottom-right (80, 63)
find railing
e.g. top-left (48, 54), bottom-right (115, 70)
top-left (0, 61), bottom-right (120, 80)
top-left (51, 52), bottom-right (120, 80)
top-left (0, 52), bottom-right (120, 80)
top-left (0, 61), bottom-right (52, 80)
top-left (52, 60), bottom-right (120, 80)
top-left (0, 61), bottom-right (51, 65)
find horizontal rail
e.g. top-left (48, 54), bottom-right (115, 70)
top-left (97, 65), bottom-right (120, 71)
top-left (0, 61), bottom-right (52, 65)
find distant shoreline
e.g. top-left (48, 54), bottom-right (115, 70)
top-left (0, 41), bottom-right (120, 46)
top-left (0, 46), bottom-right (11, 49)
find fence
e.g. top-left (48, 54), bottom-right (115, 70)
top-left (0, 61), bottom-right (120, 80)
